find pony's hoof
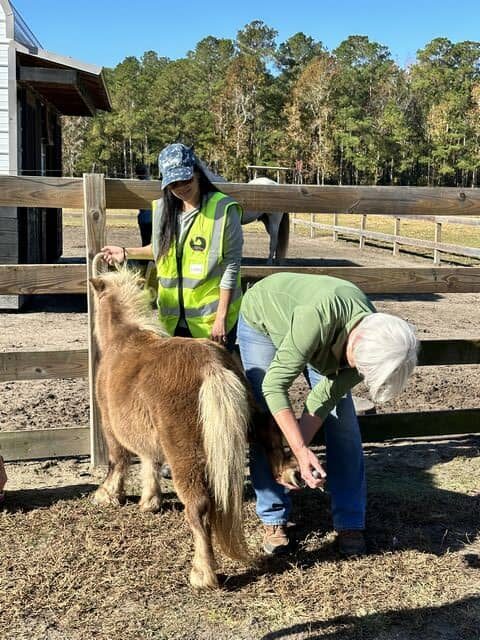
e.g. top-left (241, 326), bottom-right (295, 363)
top-left (281, 468), bottom-right (303, 489)
top-left (91, 486), bottom-right (123, 507)
top-left (189, 566), bottom-right (219, 590)
top-left (139, 495), bottom-right (162, 513)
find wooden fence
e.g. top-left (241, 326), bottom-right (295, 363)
top-left (1, 175), bottom-right (480, 466)
top-left (292, 212), bottom-right (480, 264)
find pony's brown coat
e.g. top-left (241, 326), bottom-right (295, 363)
top-left (90, 268), bottom-right (252, 589)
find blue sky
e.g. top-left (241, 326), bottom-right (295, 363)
top-left (11, 0), bottom-right (480, 70)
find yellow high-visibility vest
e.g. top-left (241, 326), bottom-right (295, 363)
top-left (156, 192), bottom-right (242, 338)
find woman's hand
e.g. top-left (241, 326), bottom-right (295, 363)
top-left (101, 245), bottom-right (125, 266)
top-left (272, 407), bottom-right (326, 490)
top-left (294, 444), bottom-right (326, 489)
top-left (211, 316), bottom-right (227, 345)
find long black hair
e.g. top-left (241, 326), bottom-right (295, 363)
top-left (157, 163), bottom-right (220, 258)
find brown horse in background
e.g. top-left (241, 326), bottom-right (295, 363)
top-left (90, 266), bottom-right (252, 589)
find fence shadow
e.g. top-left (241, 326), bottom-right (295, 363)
top-left (2, 483), bottom-right (98, 511)
top-left (259, 595), bottom-right (480, 640)
top-left (2, 483), bottom-right (179, 513)
top-left (22, 293), bottom-right (87, 313)
top-left (370, 292), bottom-right (444, 302)
top-left (362, 435), bottom-right (480, 556)
top-left (226, 435), bottom-right (480, 590)
top-left (242, 257), bottom-right (361, 267)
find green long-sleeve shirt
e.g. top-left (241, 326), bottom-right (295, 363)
top-left (240, 273), bottom-right (376, 420)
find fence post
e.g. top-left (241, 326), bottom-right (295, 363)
top-left (359, 214), bottom-right (367, 250)
top-left (393, 217), bottom-right (401, 257)
top-left (434, 221), bottom-right (442, 265)
top-left (310, 213), bottom-right (315, 239)
top-left (333, 213), bottom-right (338, 241)
top-left (83, 173), bottom-right (108, 467)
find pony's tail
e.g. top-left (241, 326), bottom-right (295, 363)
top-left (276, 213), bottom-right (290, 260)
top-left (199, 362), bottom-right (251, 563)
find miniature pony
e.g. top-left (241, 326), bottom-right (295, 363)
top-left (90, 265), bottom-right (252, 589)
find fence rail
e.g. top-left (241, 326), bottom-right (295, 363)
top-left (2, 175), bottom-right (480, 214)
top-left (2, 408), bottom-right (479, 462)
top-left (2, 264), bottom-right (480, 295)
top-left (1, 338), bottom-right (479, 385)
top-left (0, 350), bottom-right (88, 382)
top-left (1, 175), bottom-right (479, 465)
top-left (292, 213), bottom-right (480, 264)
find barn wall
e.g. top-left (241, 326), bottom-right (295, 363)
top-left (0, 3), bottom-right (18, 276)
top-left (0, 3), bottom-right (18, 308)
top-left (0, 5), bottom-right (19, 310)
top-left (0, 34), bottom-right (18, 273)
top-left (0, 3), bottom-right (64, 309)
top-left (0, 2), bottom-right (7, 39)
top-left (0, 38), bottom-right (10, 172)
top-left (15, 87), bottom-right (63, 267)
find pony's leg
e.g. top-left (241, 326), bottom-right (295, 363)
top-left (266, 216), bottom-right (280, 265)
top-left (92, 433), bottom-right (131, 507)
top-left (138, 457), bottom-right (163, 513)
top-left (175, 478), bottom-right (218, 589)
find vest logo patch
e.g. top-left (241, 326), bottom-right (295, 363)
top-left (190, 236), bottom-right (207, 252)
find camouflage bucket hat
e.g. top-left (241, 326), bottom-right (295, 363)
top-left (158, 143), bottom-right (196, 189)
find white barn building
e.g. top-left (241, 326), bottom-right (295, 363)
top-left (0, 1), bottom-right (111, 306)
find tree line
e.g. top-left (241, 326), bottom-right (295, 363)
top-left (62, 21), bottom-right (480, 187)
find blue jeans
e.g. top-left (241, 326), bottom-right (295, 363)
top-left (137, 209), bottom-right (152, 246)
top-left (237, 314), bottom-right (366, 531)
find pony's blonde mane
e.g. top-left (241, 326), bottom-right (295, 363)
top-left (100, 267), bottom-right (169, 337)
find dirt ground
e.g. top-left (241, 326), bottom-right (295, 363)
top-left (1, 224), bottom-right (479, 639)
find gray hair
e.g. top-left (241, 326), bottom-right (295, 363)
top-left (352, 313), bottom-right (418, 403)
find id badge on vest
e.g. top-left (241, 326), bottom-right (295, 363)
top-left (189, 262), bottom-right (204, 276)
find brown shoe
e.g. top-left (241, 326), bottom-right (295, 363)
top-left (337, 530), bottom-right (366, 557)
top-left (263, 524), bottom-right (291, 555)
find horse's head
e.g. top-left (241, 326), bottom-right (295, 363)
top-left (89, 267), bottom-right (146, 309)
top-left (251, 412), bottom-right (303, 489)
top-left (89, 265), bottom-right (168, 350)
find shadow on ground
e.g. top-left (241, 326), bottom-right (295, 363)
top-left (259, 595), bottom-right (480, 640)
top-left (3, 436), bottom-right (478, 593)
top-left (225, 436), bottom-right (480, 590)
top-left (2, 483), bottom-right (179, 513)
top-left (242, 257), bottom-right (361, 267)
top-left (21, 293), bottom-right (87, 313)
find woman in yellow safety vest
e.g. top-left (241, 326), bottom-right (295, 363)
top-left (101, 143), bottom-right (243, 352)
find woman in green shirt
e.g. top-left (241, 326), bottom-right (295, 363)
top-left (238, 272), bottom-right (418, 556)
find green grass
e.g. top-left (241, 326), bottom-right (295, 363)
top-left (63, 210), bottom-right (480, 264)
top-left (293, 213), bottom-right (480, 265)
top-left (63, 209), bottom-right (138, 228)
top-left (308, 213), bottom-right (480, 248)
top-left (64, 209), bottom-right (480, 247)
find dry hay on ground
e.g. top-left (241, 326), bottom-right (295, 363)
top-left (1, 436), bottom-right (479, 640)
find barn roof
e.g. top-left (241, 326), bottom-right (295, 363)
top-left (17, 47), bottom-right (111, 116)
top-left (2, 1), bottom-right (111, 115)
